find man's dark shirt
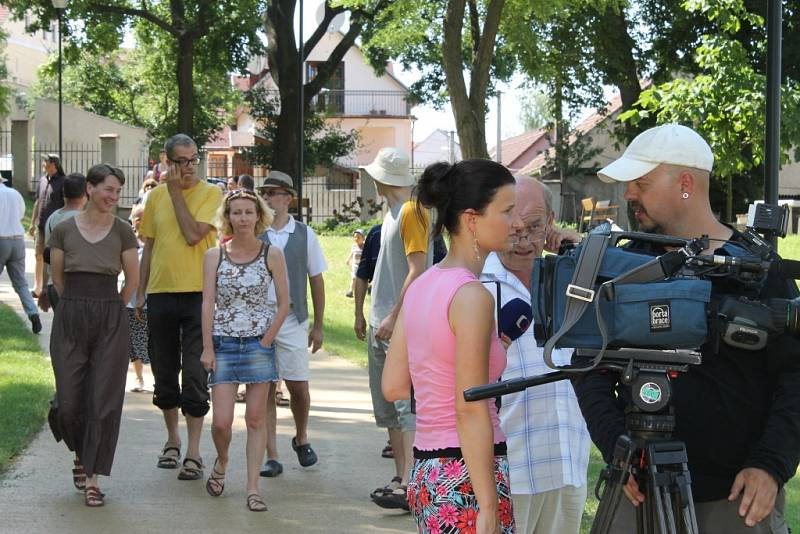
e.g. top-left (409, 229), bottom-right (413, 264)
top-left (36, 172), bottom-right (66, 230)
top-left (572, 228), bottom-right (800, 502)
top-left (356, 224), bottom-right (382, 282)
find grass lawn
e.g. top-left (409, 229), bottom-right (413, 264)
top-left (0, 304), bottom-right (54, 474)
top-left (315, 232), bottom-right (800, 531)
top-left (315, 235), bottom-right (370, 367)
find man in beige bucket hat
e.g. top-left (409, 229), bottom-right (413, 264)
top-left (354, 147), bottom-right (433, 510)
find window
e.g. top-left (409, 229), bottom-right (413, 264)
top-left (306, 62), bottom-right (345, 114)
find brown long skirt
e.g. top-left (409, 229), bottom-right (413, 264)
top-left (49, 272), bottom-right (130, 477)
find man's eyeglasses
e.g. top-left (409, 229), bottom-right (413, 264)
top-left (168, 156), bottom-right (200, 167)
top-left (263, 189), bottom-right (292, 197)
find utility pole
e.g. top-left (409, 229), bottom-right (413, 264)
top-left (496, 91), bottom-right (502, 164)
top-left (297, 0), bottom-right (305, 221)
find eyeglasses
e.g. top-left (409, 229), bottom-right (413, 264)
top-left (168, 156), bottom-right (200, 167)
top-left (263, 189), bottom-right (292, 197)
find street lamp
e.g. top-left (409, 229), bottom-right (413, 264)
top-left (52, 0), bottom-right (67, 159)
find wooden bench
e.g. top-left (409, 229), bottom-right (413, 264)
top-left (579, 197), bottom-right (619, 232)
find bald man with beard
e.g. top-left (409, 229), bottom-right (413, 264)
top-left (481, 177), bottom-right (589, 533)
top-left (574, 124), bottom-right (800, 533)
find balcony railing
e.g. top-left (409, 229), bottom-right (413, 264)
top-left (311, 90), bottom-right (411, 117)
top-left (261, 90), bottom-right (411, 117)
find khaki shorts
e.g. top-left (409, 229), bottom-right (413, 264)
top-left (274, 314), bottom-right (311, 382)
top-left (367, 326), bottom-right (415, 432)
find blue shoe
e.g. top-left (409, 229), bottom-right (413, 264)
top-left (260, 459), bottom-right (283, 477)
top-left (291, 437), bottom-right (318, 467)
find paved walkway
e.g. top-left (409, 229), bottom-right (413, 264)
top-left (0, 238), bottom-right (415, 534)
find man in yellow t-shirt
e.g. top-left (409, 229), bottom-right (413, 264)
top-left (136, 133), bottom-right (222, 481)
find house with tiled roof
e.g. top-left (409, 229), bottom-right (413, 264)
top-left (489, 127), bottom-right (552, 172)
top-left (205, 32), bottom-right (413, 193)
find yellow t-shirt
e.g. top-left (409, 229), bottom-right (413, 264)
top-left (399, 200), bottom-right (430, 255)
top-left (139, 181), bottom-right (222, 293)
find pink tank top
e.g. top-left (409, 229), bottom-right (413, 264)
top-left (403, 264), bottom-right (506, 451)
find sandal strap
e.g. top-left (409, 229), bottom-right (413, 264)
top-left (183, 457), bottom-right (203, 470)
top-left (247, 493), bottom-right (267, 511)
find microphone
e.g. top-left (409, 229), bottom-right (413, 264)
top-left (499, 298), bottom-right (533, 341)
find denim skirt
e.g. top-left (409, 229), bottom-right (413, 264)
top-left (209, 335), bottom-right (278, 386)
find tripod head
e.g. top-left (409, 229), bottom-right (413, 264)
top-left (464, 348), bottom-right (700, 413)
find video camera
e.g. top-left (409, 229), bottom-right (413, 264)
top-left (464, 203), bottom-right (800, 403)
top-left (530, 203), bottom-right (800, 373)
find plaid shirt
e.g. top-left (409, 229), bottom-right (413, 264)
top-left (482, 253), bottom-right (591, 495)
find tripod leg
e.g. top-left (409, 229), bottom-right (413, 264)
top-left (590, 436), bottom-right (637, 534)
top-left (590, 466), bottom-right (627, 534)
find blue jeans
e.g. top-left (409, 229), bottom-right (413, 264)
top-left (210, 335), bottom-right (279, 385)
top-left (0, 237), bottom-right (38, 317)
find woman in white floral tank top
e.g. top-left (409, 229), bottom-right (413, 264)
top-left (200, 189), bottom-right (289, 512)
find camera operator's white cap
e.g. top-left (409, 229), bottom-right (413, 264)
top-left (598, 124), bottom-right (714, 183)
top-left (361, 147), bottom-right (414, 187)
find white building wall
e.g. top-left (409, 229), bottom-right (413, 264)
top-left (34, 98), bottom-right (149, 162)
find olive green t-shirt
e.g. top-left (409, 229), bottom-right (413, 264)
top-left (48, 216), bottom-right (138, 275)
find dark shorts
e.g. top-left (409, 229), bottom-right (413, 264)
top-left (147, 292), bottom-right (208, 417)
top-left (209, 335), bottom-right (278, 386)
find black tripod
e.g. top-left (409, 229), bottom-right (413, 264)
top-left (590, 407), bottom-right (698, 533)
top-left (464, 348), bottom-right (701, 534)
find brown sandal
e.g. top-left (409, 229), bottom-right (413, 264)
top-left (85, 486), bottom-right (105, 507)
top-left (72, 459), bottom-right (86, 491)
top-left (247, 493), bottom-right (268, 512)
top-left (205, 458), bottom-right (225, 497)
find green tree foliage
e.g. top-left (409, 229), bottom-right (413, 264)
top-left (243, 87), bottom-right (359, 174)
top-left (620, 0), bottom-right (800, 221)
top-left (358, 0), bottom-right (518, 158)
top-left (4, 0), bottom-right (263, 143)
top-left (0, 28), bottom-right (13, 118)
top-left (519, 90), bottom-right (554, 131)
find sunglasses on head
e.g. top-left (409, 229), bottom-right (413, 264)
top-left (227, 189), bottom-right (259, 201)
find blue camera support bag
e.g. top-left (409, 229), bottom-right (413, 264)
top-left (535, 232), bottom-right (711, 371)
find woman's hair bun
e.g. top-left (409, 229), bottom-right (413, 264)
top-left (416, 161), bottom-right (454, 211)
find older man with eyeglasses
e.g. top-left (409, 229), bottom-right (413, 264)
top-left (480, 176), bottom-right (588, 533)
top-left (136, 133), bottom-right (223, 482)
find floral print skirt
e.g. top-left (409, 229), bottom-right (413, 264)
top-left (407, 454), bottom-right (515, 533)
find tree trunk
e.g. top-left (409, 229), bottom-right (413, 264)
top-left (273, 90), bottom-right (301, 180)
top-left (176, 33), bottom-right (194, 136)
top-left (595, 6), bottom-right (641, 142)
top-left (442, 0), bottom-right (504, 160)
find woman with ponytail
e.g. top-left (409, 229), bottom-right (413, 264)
top-left (383, 160), bottom-right (522, 533)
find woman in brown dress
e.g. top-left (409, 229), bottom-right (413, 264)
top-left (49, 163), bottom-right (139, 507)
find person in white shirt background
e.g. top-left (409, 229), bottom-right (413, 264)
top-left (0, 175), bottom-right (42, 333)
top-left (481, 176), bottom-right (590, 534)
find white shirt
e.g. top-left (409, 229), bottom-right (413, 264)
top-left (265, 216), bottom-right (327, 304)
top-left (0, 184), bottom-right (25, 237)
top-left (481, 252), bottom-right (591, 495)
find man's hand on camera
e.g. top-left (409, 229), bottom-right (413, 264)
top-left (728, 467), bottom-right (778, 527)
top-left (544, 226), bottom-right (581, 254)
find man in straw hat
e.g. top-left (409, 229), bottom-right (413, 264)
top-left (354, 147), bottom-right (434, 510)
top-left (256, 170), bottom-right (327, 477)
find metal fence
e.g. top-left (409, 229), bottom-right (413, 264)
top-left (117, 158), bottom-right (151, 207)
top-left (31, 143), bottom-right (149, 208)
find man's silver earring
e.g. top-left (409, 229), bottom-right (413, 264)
top-left (682, 192), bottom-right (690, 199)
